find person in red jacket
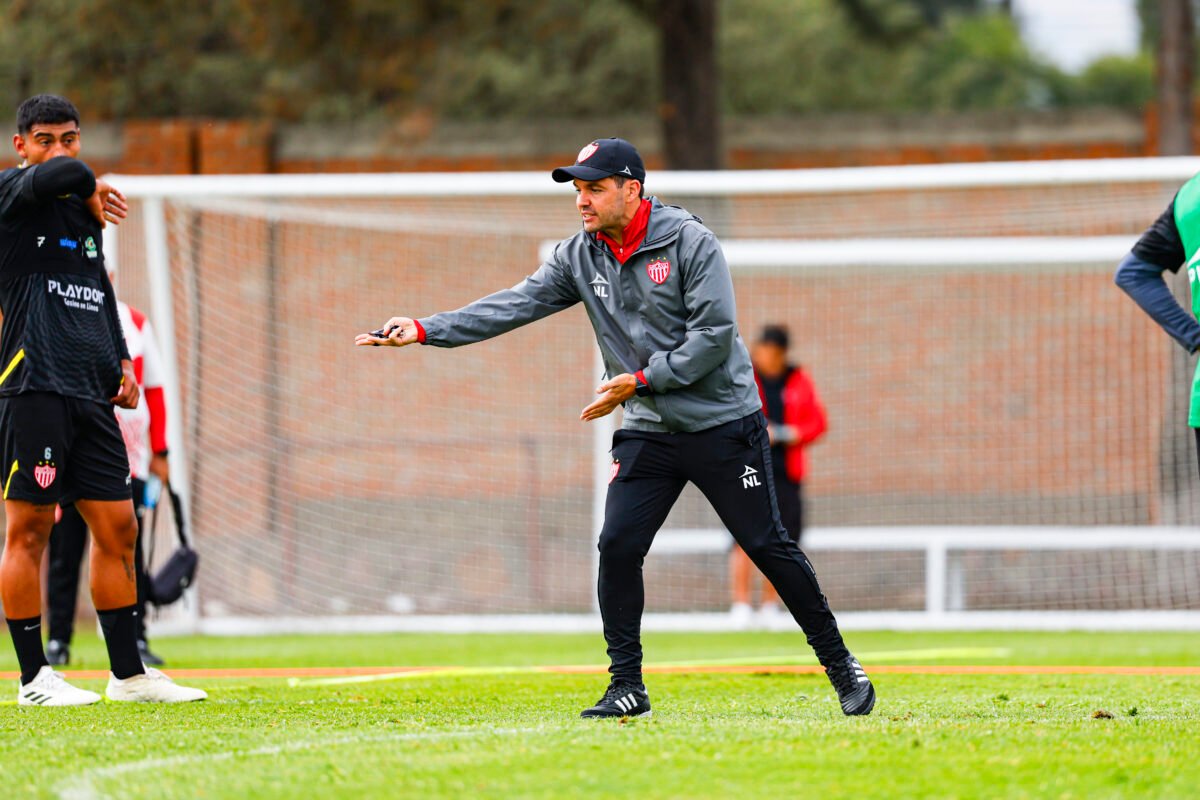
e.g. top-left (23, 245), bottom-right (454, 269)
top-left (730, 325), bottom-right (828, 627)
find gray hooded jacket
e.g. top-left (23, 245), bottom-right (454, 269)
top-left (418, 197), bottom-right (761, 433)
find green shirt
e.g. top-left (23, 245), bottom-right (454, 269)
top-left (1173, 175), bottom-right (1200, 426)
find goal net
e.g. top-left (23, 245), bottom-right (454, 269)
top-left (104, 159), bottom-right (1200, 634)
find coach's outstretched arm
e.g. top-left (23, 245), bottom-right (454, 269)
top-left (641, 226), bottom-right (738, 393)
top-left (356, 254), bottom-right (579, 348)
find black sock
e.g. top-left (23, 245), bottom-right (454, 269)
top-left (7, 616), bottom-right (49, 685)
top-left (97, 605), bottom-right (146, 680)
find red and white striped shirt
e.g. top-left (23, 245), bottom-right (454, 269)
top-left (114, 301), bottom-right (167, 479)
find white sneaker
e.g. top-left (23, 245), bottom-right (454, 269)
top-left (729, 602), bottom-right (754, 629)
top-left (18, 665), bottom-right (102, 706)
top-left (758, 602), bottom-right (790, 629)
top-left (106, 667), bottom-right (207, 703)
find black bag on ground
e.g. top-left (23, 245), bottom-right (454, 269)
top-left (147, 487), bottom-right (199, 607)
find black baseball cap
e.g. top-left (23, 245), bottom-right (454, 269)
top-left (552, 138), bottom-right (646, 183)
top-left (758, 324), bottom-right (790, 349)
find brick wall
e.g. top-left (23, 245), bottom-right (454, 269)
top-left (88, 106), bottom-right (1181, 177)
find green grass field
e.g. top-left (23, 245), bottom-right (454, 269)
top-left (4, 630), bottom-right (1198, 799)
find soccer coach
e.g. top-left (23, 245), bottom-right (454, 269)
top-left (357, 138), bottom-right (874, 718)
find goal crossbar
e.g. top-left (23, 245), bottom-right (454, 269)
top-left (107, 155), bottom-right (1200, 199)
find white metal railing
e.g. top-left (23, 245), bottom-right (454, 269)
top-left (154, 524), bottom-right (1200, 637)
top-left (652, 525), bottom-right (1200, 620)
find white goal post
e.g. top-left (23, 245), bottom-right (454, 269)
top-left (105, 156), bottom-right (1200, 635)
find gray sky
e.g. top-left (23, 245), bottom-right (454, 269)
top-left (1011, 0), bottom-right (1140, 72)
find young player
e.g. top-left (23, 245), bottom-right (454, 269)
top-left (357, 138), bottom-right (875, 718)
top-left (1115, 178), bottom-right (1200, 467)
top-left (0, 94), bottom-right (204, 704)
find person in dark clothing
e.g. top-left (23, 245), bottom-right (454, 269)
top-left (730, 325), bottom-right (828, 627)
top-left (1115, 176), bottom-right (1200, 475)
top-left (357, 138), bottom-right (874, 718)
top-left (0, 94), bottom-right (202, 704)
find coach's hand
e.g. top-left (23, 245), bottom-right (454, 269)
top-left (87, 180), bottom-right (129, 229)
top-left (581, 373), bottom-right (637, 422)
top-left (112, 359), bottom-right (140, 409)
top-left (355, 317), bottom-right (420, 348)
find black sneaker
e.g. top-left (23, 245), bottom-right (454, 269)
top-left (826, 654), bottom-right (875, 716)
top-left (138, 640), bottom-right (165, 667)
top-left (580, 681), bottom-right (651, 719)
top-left (45, 639), bottom-right (70, 666)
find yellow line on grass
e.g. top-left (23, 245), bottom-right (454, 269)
top-left (286, 646), bottom-right (1011, 688)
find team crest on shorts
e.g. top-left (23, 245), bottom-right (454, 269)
top-left (647, 258), bottom-right (671, 285)
top-left (34, 461), bottom-right (57, 489)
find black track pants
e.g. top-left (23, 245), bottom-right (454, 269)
top-left (598, 412), bottom-right (849, 684)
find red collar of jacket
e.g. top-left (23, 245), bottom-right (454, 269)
top-left (596, 199), bottom-right (652, 265)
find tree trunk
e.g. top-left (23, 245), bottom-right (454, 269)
top-left (656, 0), bottom-right (722, 169)
top-left (1157, 0), bottom-right (1194, 155)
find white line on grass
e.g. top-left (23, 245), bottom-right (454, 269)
top-left (287, 646), bottom-right (1012, 687)
top-left (56, 726), bottom-right (544, 800)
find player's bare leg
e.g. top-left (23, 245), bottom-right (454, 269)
top-left (2, 499), bottom-right (100, 705)
top-left (760, 580), bottom-right (780, 606)
top-left (1, 500), bottom-right (55, 619)
top-left (728, 546), bottom-right (754, 627)
top-left (77, 498), bottom-right (206, 702)
top-left (78, 498), bottom-right (139, 610)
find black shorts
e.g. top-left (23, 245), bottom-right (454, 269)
top-left (0, 392), bottom-right (131, 505)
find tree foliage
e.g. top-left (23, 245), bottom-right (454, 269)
top-left (0, 0), bottom-right (1172, 124)
top-left (0, 0), bottom-right (262, 118)
top-left (835, 0), bottom-right (987, 45)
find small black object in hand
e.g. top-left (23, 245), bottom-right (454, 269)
top-left (369, 324), bottom-right (400, 345)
